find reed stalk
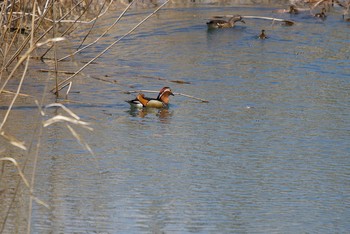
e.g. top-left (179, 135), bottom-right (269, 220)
top-left (0, 1), bottom-right (113, 232)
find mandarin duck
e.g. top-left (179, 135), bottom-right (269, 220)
top-left (206, 15), bottom-right (245, 29)
top-left (126, 87), bottom-right (174, 108)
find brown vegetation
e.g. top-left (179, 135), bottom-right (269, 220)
top-left (0, 0), bottom-right (170, 232)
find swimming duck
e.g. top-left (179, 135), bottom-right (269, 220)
top-left (314, 8), bottom-right (327, 19)
top-left (206, 15), bottom-right (245, 29)
top-left (258, 29), bottom-right (268, 39)
top-left (288, 5), bottom-right (299, 14)
top-left (126, 87), bottom-right (174, 108)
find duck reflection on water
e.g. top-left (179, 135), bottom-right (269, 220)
top-left (128, 107), bottom-right (173, 122)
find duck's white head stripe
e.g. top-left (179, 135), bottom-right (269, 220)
top-left (157, 87), bottom-right (172, 99)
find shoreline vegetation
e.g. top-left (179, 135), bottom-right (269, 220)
top-left (0, 1), bottom-right (153, 233)
top-left (0, 0), bottom-right (349, 232)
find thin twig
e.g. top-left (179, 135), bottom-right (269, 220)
top-left (1, 90), bottom-right (31, 97)
top-left (242, 16), bottom-right (295, 25)
top-left (38, 69), bottom-right (75, 74)
top-left (53, 1), bottom-right (59, 97)
top-left (125, 89), bottom-right (159, 94)
top-left (66, 82), bottom-right (72, 99)
top-left (66, 124), bottom-right (94, 155)
top-left (174, 92), bottom-right (209, 103)
top-left (27, 4), bottom-right (40, 232)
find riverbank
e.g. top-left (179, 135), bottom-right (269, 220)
top-left (115, 0), bottom-right (291, 7)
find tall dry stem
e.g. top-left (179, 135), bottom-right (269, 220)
top-left (0, 1), bottom-right (173, 232)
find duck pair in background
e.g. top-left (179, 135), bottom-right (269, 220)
top-left (281, 5), bottom-right (327, 19)
top-left (127, 87), bottom-right (174, 108)
top-left (206, 15), bottom-right (245, 29)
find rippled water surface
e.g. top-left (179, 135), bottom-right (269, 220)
top-left (1, 3), bottom-right (350, 234)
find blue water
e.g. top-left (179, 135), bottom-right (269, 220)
top-left (1, 4), bottom-right (349, 234)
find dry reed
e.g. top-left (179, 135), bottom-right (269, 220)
top-left (0, 0), bottom-right (172, 233)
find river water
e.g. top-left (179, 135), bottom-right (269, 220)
top-left (1, 3), bottom-right (350, 234)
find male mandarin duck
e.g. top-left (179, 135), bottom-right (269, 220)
top-left (126, 87), bottom-right (174, 108)
top-left (206, 15), bottom-right (245, 29)
top-left (258, 29), bottom-right (268, 39)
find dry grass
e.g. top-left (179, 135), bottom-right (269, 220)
top-left (0, 0), bottom-right (170, 232)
